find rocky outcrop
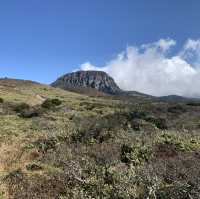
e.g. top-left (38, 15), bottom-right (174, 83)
top-left (51, 71), bottom-right (121, 94)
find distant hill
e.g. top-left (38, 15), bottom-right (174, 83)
top-left (158, 95), bottom-right (200, 102)
top-left (0, 78), bottom-right (41, 87)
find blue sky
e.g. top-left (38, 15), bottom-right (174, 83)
top-left (0, 0), bottom-right (200, 87)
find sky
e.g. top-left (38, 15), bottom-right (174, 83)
top-left (0, 0), bottom-right (200, 96)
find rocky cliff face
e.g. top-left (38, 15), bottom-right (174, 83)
top-left (51, 71), bottom-right (121, 94)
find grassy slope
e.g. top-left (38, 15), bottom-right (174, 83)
top-left (0, 79), bottom-right (122, 198)
top-left (0, 79), bottom-right (200, 198)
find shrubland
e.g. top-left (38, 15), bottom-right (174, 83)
top-left (0, 79), bottom-right (200, 198)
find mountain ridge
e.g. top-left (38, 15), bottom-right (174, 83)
top-left (0, 73), bottom-right (199, 102)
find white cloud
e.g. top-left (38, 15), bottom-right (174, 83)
top-left (180, 39), bottom-right (200, 67)
top-left (142, 38), bottom-right (176, 52)
top-left (79, 38), bottom-right (200, 97)
top-left (79, 62), bottom-right (99, 71)
top-left (183, 39), bottom-right (200, 51)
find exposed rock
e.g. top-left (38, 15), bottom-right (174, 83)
top-left (51, 70), bottom-right (121, 95)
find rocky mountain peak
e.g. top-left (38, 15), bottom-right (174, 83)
top-left (51, 70), bottom-right (121, 94)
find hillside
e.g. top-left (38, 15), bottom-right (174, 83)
top-left (0, 78), bottom-right (200, 198)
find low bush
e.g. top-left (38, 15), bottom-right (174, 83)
top-left (127, 111), bottom-right (148, 120)
top-left (121, 143), bottom-right (152, 166)
top-left (155, 183), bottom-right (195, 199)
top-left (0, 97), bottom-right (4, 103)
top-left (167, 104), bottom-right (186, 114)
top-left (71, 128), bottom-right (112, 144)
top-left (50, 98), bottom-right (62, 106)
top-left (33, 137), bottom-right (58, 153)
top-left (13, 103), bottom-right (30, 113)
top-left (19, 108), bottom-right (41, 118)
top-left (79, 101), bottom-right (96, 110)
top-left (13, 103), bottom-right (41, 118)
top-left (41, 98), bottom-right (62, 109)
top-left (145, 116), bottom-right (168, 130)
top-left (186, 101), bottom-right (200, 106)
top-left (130, 119), bottom-right (142, 131)
top-left (26, 163), bottom-right (42, 171)
top-left (156, 133), bottom-right (200, 152)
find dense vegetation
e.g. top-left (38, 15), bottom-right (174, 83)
top-left (0, 79), bottom-right (200, 198)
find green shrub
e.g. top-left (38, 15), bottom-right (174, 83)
top-left (145, 117), bottom-right (168, 130)
top-left (71, 127), bottom-right (112, 144)
top-left (33, 137), bottom-right (58, 153)
top-left (79, 101), bottom-right (106, 111)
top-left (155, 183), bottom-right (194, 199)
top-left (127, 111), bottom-right (148, 120)
top-left (167, 104), bottom-right (186, 114)
top-left (51, 98), bottom-right (62, 106)
top-left (26, 163), bottom-right (42, 171)
top-left (186, 102), bottom-right (200, 106)
top-left (121, 144), bottom-right (152, 166)
top-left (121, 144), bottom-right (134, 164)
top-left (79, 102), bottom-right (96, 110)
top-left (41, 98), bottom-right (62, 109)
top-left (13, 103), bottom-right (30, 113)
top-left (156, 133), bottom-right (200, 152)
top-left (0, 98), bottom-right (4, 103)
top-left (130, 119), bottom-right (141, 131)
top-left (19, 108), bottom-right (41, 118)
top-left (13, 103), bottom-right (41, 118)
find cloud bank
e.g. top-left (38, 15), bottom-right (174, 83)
top-left (79, 38), bottom-right (200, 97)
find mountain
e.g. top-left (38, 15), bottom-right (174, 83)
top-left (51, 71), bottom-right (200, 103)
top-left (158, 95), bottom-right (200, 102)
top-left (51, 70), bottom-right (121, 95)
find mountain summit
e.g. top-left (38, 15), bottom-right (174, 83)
top-left (51, 70), bottom-right (121, 94)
